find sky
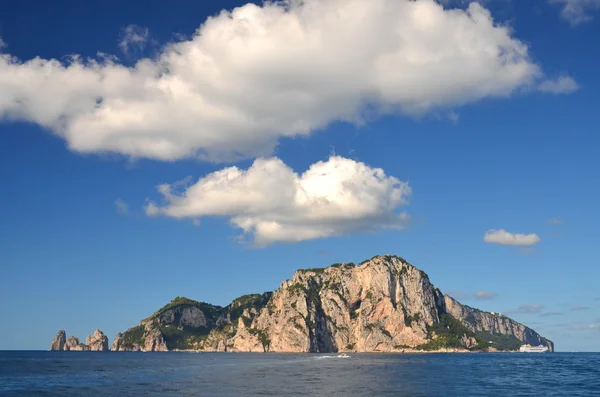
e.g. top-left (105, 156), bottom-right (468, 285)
top-left (0, 0), bottom-right (599, 352)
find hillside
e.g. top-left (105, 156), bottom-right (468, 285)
top-left (110, 255), bottom-right (553, 352)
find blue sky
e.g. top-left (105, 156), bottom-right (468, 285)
top-left (1, 0), bottom-right (599, 351)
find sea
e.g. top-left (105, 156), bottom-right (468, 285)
top-left (1, 351), bottom-right (599, 396)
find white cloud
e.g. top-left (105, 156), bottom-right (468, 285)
top-left (114, 198), bottom-right (129, 214)
top-left (483, 229), bottom-right (541, 246)
top-left (546, 217), bottom-right (564, 225)
top-left (0, 38), bottom-right (6, 49)
top-left (0, 0), bottom-right (553, 162)
top-left (549, 0), bottom-right (600, 26)
top-left (474, 291), bottom-right (497, 300)
top-left (145, 156), bottom-right (411, 246)
top-left (538, 76), bottom-right (579, 94)
top-left (119, 24), bottom-right (150, 55)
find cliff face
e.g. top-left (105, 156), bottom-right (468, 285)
top-left (85, 329), bottom-right (110, 351)
top-left (50, 329), bottom-right (109, 351)
top-left (113, 255), bottom-right (554, 352)
top-left (444, 296), bottom-right (554, 351)
top-left (50, 330), bottom-right (66, 351)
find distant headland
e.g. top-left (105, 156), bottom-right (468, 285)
top-left (51, 255), bottom-right (554, 353)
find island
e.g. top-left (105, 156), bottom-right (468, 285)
top-left (51, 255), bottom-right (553, 353)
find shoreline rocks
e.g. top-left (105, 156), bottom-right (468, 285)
top-left (50, 329), bottom-right (109, 351)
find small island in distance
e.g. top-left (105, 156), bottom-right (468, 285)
top-left (51, 255), bottom-right (553, 353)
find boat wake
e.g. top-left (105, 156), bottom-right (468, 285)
top-left (315, 354), bottom-right (351, 360)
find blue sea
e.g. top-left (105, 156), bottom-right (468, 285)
top-left (1, 351), bottom-right (599, 396)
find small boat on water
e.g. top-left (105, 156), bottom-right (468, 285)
top-left (519, 344), bottom-right (549, 353)
top-left (337, 353), bottom-right (350, 358)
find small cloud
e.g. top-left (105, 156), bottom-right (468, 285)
top-left (114, 198), bottom-right (129, 214)
top-left (0, 37), bottom-right (6, 49)
top-left (484, 229), bottom-right (541, 246)
top-left (446, 290), bottom-right (471, 301)
top-left (119, 24), bottom-right (150, 55)
top-left (538, 76), bottom-right (579, 94)
top-left (192, 218), bottom-right (201, 227)
top-left (570, 306), bottom-right (590, 311)
top-left (540, 312), bottom-right (564, 317)
top-left (549, 0), bottom-right (600, 26)
top-left (448, 111), bottom-right (459, 124)
top-left (474, 291), bottom-right (497, 300)
top-left (546, 218), bottom-right (563, 225)
top-left (318, 249), bottom-right (329, 256)
top-left (570, 323), bottom-right (600, 331)
top-left (505, 304), bottom-right (545, 314)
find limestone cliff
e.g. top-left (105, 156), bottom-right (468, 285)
top-left (114, 255), bottom-right (554, 352)
top-left (50, 329), bottom-right (109, 351)
top-left (85, 329), bottom-right (110, 351)
top-left (444, 295), bottom-right (554, 351)
top-left (50, 330), bottom-right (66, 351)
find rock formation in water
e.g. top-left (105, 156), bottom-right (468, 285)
top-left (114, 255), bottom-right (554, 352)
top-left (50, 330), bottom-right (67, 351)
top-left (85, 329), bottom-right (109, 351)
top-left (50, 329), bottom-right (108, 351)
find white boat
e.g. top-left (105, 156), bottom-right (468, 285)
top-left (519, 344), bottom-right (549, 353)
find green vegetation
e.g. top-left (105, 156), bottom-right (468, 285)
top-left (475, 331), bottom-right (522, 351)
top-left (148, 296), bottom-right (223, 321)
top-left (298, 267), bottom-right (327, 274)
top-left (394, 344), bottom-right (411, 349)
top-left (415, 313), bottom-right (477, 351)
top-left (345, 343), bottom-right (355, 350)
top-left (159, 324), bottom-right (211, 350)
top-left (404, 313), bottom-right (421, 327)
top-left (331, 262), bottom-right (356, 269)
top-left (248, 328), bottom-right (271, 351)
top-left (289, 283), bottom-right (307, 295)
top-left (121, 325), bottom-right (145, 347)
top-left (227, 293), bottom-right (269, 324)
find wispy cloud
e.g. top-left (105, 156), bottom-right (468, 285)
top-left (484, 229), bottom-right (541, 246)
top-left (546, 218), bottom-right (564, 225)
top-left (570, 323), bottom-right (600, 331)
top-left (474, 291), bottom-right (498, 300)
top-left (540, 312), bottom-right (564, 317)
top-left (506, 304), bottom-right (545, 314)
top-left (549, 0), bottom-right (600, 26)
top-left (114, 199), bottom-right (129, 215)
top-left (570, 306), bottom-right (591, 311)
top-left (538, 76), bottom-right (579, 94)
top-left (119, 24), bottom-right (150, 55)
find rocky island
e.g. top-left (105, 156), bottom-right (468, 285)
top-left (52, 255), bottom-right (554, 353)
top-left (50, 329), bottom-right (109, 351)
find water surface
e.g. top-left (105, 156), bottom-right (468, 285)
top-left (1, 351), bottom-right (599, 396)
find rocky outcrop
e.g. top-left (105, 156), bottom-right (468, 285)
top-left (444, 295), bottom-right (554, 351)
top-left (50, 329), bottom-right (109, 351)
top-left (115, 255), bottom-right (554, 353)
top-left (85, 329), bottom-right (109, 351)
top-left (64, 336), bottom-right (90, 351)
top-left (50, 330), bottom-right (66, 351)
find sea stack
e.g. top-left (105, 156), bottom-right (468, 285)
top-left (50, 329), bottom-right (109, 351)
top-left (85, 329), bottom-right (109, 351)
top-left (50, 330), bottom-right (67, 351)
